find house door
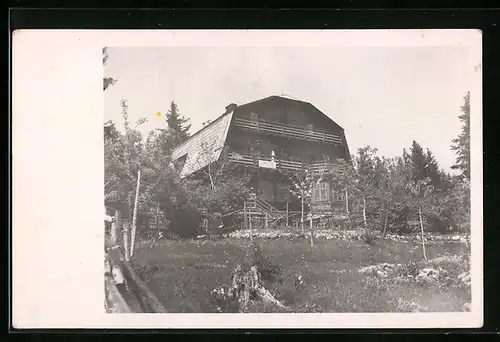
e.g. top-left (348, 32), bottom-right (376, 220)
top-left (258, 180), bottom-right (275, 203)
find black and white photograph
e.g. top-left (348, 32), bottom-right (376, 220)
top-left (102, 31), bottom-right (480, 318)
top-left (12, 29), bottom-right (482, 329)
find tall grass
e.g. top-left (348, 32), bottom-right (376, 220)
top-left (131, 238), bottom-right (470, 313)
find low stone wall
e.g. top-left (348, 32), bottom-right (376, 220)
top-left (223, 229), bottom-right (470, 244)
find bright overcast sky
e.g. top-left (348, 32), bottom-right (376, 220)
top-left (104, 45), bottom-right (472, 173)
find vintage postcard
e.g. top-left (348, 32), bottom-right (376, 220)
top-left (13, 29), bottom-right (482, 329)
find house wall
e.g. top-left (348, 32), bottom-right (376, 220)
top-left (227, 129), bottom-right (345, 162)
top-left (229, 97), bottom-right (346, 162)
top-left (247, 169), bottom-right (291, 209)
top-left (226, 97), bottom-right (349, 212)
top-left (249, 175), bottom-right (345, 212)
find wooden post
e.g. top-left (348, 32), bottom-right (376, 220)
top-left (115, 209), bottom-right (122, 243)
top-left (249, 210), bottom-right (252, 231)
top-left (243, 201), bottom-right (248, 230)
top-left (309, 210), bottom-right (314, 247)
top-left (300, 196), bottom-right (304, 233)
top-left (123, 221), bottom-right (130, 261)
top-left (109, 220), bottom-right (116, 247)
top-left (381, 212), bottom-right (389, 240)
top-left (130, 169), bottom-right (141, 258)
top-left (330, 195), bottom-right (335, 230)
top-left (156, 204), bottom-right (160, 229)
top-left (265, 212), bottom-right (269, 230)
top-left (363, 198), bottom-right (367, 232)
top-left (286, 202), bottom-right (289, 228)
top-left (345, 188), bottom-right (350, 230)
top-left (418, 208), bottom-right (428, 260)
top-left (111, 209), bottom-right (120, 245)
top-left (345, 188), bottom-right (349, 213)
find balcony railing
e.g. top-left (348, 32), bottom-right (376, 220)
top-left (233, 117), bottom-right (343, 145)
top-left (228, 152), bottom-right (340, 175)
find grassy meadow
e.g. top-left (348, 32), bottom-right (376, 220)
top-left (130, 234), bottom-right (471, 313)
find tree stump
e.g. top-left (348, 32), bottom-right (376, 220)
top-left (229, 264), bottom-right (289, 313)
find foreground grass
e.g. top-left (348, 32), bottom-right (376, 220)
top-left (131, 237), bottom-right (470, 313)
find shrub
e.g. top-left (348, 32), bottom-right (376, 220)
top-left (427, 215), bottom-right (450, 234)
top-left (399, 260), bottom-right (419, 278)
top-left (161, 176), bottom-right (251, 239)
top-left (244, 242), bottom-right (283, 284)
top-left (362, 229), bottom-right (379, 246)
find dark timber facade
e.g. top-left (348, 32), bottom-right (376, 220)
top-left (171, 95), bottom-right (351, 226)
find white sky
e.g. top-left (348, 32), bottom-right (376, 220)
top-left (104, 45), bottom-right (473, 173)
top-left (13, 30), bottom-right (482, 329)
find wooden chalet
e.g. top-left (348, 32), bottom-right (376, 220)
top-left (171, 95), bottom-right (351, 227)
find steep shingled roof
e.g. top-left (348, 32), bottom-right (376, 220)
top-left (171, 110), bottom-right (234, 178)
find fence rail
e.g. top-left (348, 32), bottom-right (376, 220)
top-left (234, 117), bottom-right (343, 145)
top-left (229, 152), bottom-right (341, 175)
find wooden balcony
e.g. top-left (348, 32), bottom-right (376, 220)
top-left (228, 152), bottom-right (340, 175)
top-left (233, 117), bottom-right (343, 145)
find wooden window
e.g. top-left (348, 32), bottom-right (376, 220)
top-left (313, 181), bottom-right (330, 202)
top-left (320, 182), bottom-right (329, 202)
top-left (332, 184), bottom-right (345, 202)
top-left (313, 183), bottom-right (320, 202)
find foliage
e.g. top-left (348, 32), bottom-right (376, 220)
top-left (362, 229), bottom-right (379, 245)
top-left (244, 241), bottom-right (283, 283)
top-left (451, 92), bottom-right (471, 180)
top-left (279, 165), bottom-right (317, 244)
top-left (105, 91), bottom-right (471, 245)
top-left (104, 101), bottom-right (147, 210)
top-left (103, 47), bottom-right (117, 91)
top-left (163, 101), bottom-right (191, 152)
top-left (105, 116), bottom-right (251, 240)
top-left (326, 134), bottom-right (470, 237)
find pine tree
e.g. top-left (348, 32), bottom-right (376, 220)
top-left (409, 141), bottom-right (427, 182)
top-left (164, 101), bottom-right (191, 151)
top-left (451, 92), bottom-right (471, 179)
top-left (424, 149), bottom-right (443, 189)
top-left (408, 141), bottom-right (443, 189)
